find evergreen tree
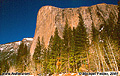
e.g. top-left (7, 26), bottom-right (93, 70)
top-left (49, 27), bottom-right (61, 74)
top-left (92, 23), bottom-right (99, 42)
top-left (68, 27), bottom-right (75, 72)
top-left (41, 37), bottom-right (47, 74)
top-left (116, 1), bottom-right (120, 45)
top-left (47, 36), bottom-right (54, 73)
top-left (16, 42), bottom-right (24, 72)
top-left (40, 37), bottom-right (49, 75)
top-left (70, 27), bottom-right (76, 72)
top-left (63, 18), bottom-right (69, 48)
top-left (16, 42), bottom-right (29, 72)
top-left (62, 19), bottom-right (71, 72)
top-left (0, 58), bottom-right (10, 73)
top-left (0, 51), bottom-right (16, 74)
top-left (115, 1), bottom-right (120, 70)
top-left (100, 12), bottom-right (115, 41)
top-left (23, 44), bottom-right (30, 71)
top-left (43, 48), bottom-right (48, 75)
top-left (46, 48), bottom-right (50, 74)
top-left (10, 53), bottom-right (17, 67)
top-left (48, 36), bottom-right (54, 52)
top-left (75, 13), bottom-right (89, 71)
top-left (100, 2), bottom-right (120, 70)
top-left (33, 37), bottom-right (41, 72)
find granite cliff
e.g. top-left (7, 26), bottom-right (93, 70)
top-left (30, 3), bottom-right (118, 58)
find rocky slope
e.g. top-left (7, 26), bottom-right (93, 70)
top-left (0, 38), bottom-right (33, 53)
top-left (30, 3), bottom-right (118, 58)
top-left (0, 38), bottom-right (33, 73)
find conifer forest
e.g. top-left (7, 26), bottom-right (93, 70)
top-left (0, 2), bottom-right (120, 76)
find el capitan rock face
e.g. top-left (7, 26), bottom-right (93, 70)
top-left (30, 3), bottom-right (118, 58)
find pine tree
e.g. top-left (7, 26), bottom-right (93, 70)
top-left (43, 48), bottom-right (48, 75)
top-left (116, 1), bottom-right (120, 45)
top-left (75, 13), bottom-right (89, 71)
top-left (16, 42), bottom-right (29, 72)
top-left (48, 36), bottom-right (54, 52)
top-left (16, 42), bottom-right (25, 72)
top-left (0, 58), bottom-right (10, 73)
top-left (33, 37), bottom-right (41, 72)
top-left (49, 27), bottom-right (61, 74)
top-left (115, 1), bottom-right (120, 70)
top-left (62, 19), bottom-right (71, 72)
top-left (46, 48), bottom-right (50, 74)
top-left (70, 27), bottom-right (76, 72)
top-left (63, 18), bottom-right (69, 48)
top-left (23, 44), bottom-right (30, 71)
top-left (92, 23), bottom-right (99, 42)
top-left (0, 51), bottom-right (15, 74)
top-left (40, 37), bottom-right (49, 75)
top-left (100, 2), bottom-right (120, 70)
top-left (68, 27), bottom-right (75, 72)
top-left (47, 36), bottom-right (53, 73)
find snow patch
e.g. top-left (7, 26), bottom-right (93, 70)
top-left (5, 43), bottom-right (12, 46)
top-left (99, 26), bottom-right (104, 32)
top-left (23, 38), bottom-right (33, 41)
top-left (99, 39), bottom-right (104, 42)
top-left (10, 49), bottom-right (14, 51)
top-left (26, 43), bottom-right (30, 46)
top-left (15, 41), bottom-right (21, 45)
top-left (0, 48), bottom-right (4, 51)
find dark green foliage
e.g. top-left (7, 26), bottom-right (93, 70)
top-left (48, 36), bottom-right (54, 73)
top-left (52, 28), bottom-right (61, 57)
top-left (70, 27), bottom-right (76, 72)
top-left (105, 12), bottom-right (114, 39)
top-left (0, 43), bottom-right (29, 73)
top-left (0, 57), bottom-right (10, 74)
top-left (17, 42), bottom-right (24, 59)
top-left (75, 13), bottom-right (89, 53)
top-left (0, 51), bottom-right (16, 74)
top-left (30, 3), bottom-right (120, 72)
top-left (68, 27), bottom-right (75, 72)
top-left (43, 48), bottom-right (48, 74)
top-left (49, 27), bottom-right (61, 73)
top-left (33, 36), bottom-right (42, 73)
top-left (117, 1), bottom-right (120, 45)
top-left (1, 59), bottom-right (10, 73)
top-left (116, 1), bottom-right (120, 70)
top-left (101, 12), bottom-right (118, 42)
top-left (62, 19), bottom-right (72, 72)
top-left (94, 3), bottom-right (120, 71)
top-left (9, 53), bottom-right (17, 66)
top-left (41, 37), bottom-right (46, 64)
top-left (33, 37), bottom-right (41, 63)
top-left (41, 37), bottom-right (49, 74)
top-left (16, 42), bottom-right (29, 72)
top-left (48, 36), bottom-right (54, 51)
top-left (63, 19), bottom-right (69, 48)
top-left (92, 23), bottom-right (99, 42)
top-left (74, 13), bottom-right (89, 71)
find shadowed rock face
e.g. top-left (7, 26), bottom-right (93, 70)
top-left (30, 3), bottom-right (118, 58)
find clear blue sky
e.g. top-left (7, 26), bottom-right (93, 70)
top-left (0, 0), bottom-right (118, 44)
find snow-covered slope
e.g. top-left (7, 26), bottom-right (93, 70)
top-left (0, 38), bottom-right (33, 52)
